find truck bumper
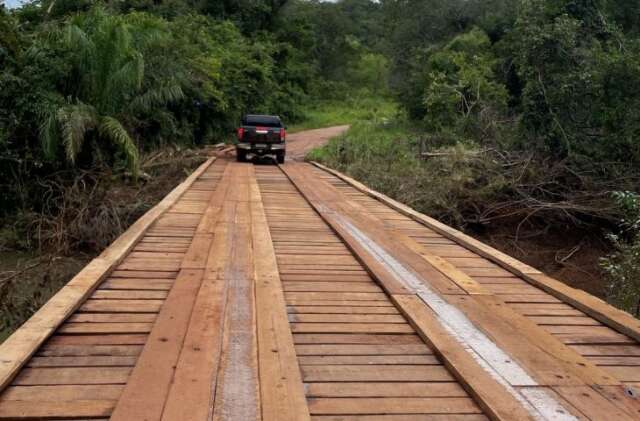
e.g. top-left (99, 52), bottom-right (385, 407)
top-left (237, 143), bottom-right (285, 155)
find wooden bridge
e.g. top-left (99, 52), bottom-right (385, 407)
top-left (1, 148), bottom-right (640, 420)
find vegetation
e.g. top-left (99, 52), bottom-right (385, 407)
top-left (0, 0), bottom-right (392, 337)
top-left (308, 0), bottom-right (640, 310)
top-left (602, 192), bottom-right (640, 315)
top-left (289, 96), bottom-right (397, 133)
top-left (2, 0), bottom-right (640, 327)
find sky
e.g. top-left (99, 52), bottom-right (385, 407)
top-left (3, 0), bottom-right (28, 9)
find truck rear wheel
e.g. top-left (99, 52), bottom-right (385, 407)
top-left (236, 149), bottom-right (247, 162)
top-left (276, 152), bottom-right (285, 164)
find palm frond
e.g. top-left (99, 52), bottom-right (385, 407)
top-left (63, 25), bottom-right (96, 73)
top-left (39, 108), bottom-right (61, 161)
top-left (57, 103), bottom-right (97, 163)
top-left (99, 116), bottom-right (139, 174)
top-left (129, 83), bottom-right (184, 114)
top-left (104, 52), bottom-right (145, 107)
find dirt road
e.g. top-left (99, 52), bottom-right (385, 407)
top-left (285, 125), bottom-right (349, 160)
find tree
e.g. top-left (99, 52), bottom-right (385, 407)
top-left (421, 28), bottom-right (508, 140)
top-left (39, 8), bottom-right (184, 174)
top-left (511, 0), bottom-right (640, 165)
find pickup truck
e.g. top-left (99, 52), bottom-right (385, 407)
top-left (236, 114), bottom-right (286, 163)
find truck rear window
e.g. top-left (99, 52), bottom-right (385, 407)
top-left (242, 115), bottom-right (282, 127)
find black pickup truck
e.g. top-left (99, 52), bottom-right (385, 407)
top-left (236, 114), bottom-right (286, 163)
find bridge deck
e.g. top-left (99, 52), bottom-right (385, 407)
top-left (0, 155), bottom-right (639, 420)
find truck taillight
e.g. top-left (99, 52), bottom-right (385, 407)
top-left (237, 128), bottom-right (244, 140)
top-left (280, 128), bottom-right (286, 141)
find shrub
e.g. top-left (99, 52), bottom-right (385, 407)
top-left (601, 192), bottom-right (640, 315)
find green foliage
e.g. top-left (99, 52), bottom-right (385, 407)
top-left (602, 192), bottom-right (640, 315)
top-left (308, 122), bottom-right (513, 226)
top-left (511, 0), bottom-right (640, 165)
top-left (290, 95), bottom-right (397, 133)
top-left (35, 8), bottom-right (186, 173)
top-left (420, 28), bottom-right (508, 141)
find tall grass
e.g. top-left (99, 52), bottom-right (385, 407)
top-left (289, 95), bottom-right (398, 132)
top-left (307, 121), bottom-right (510, 227)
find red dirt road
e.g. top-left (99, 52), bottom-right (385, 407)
top-left (285, 125), bottom-right (349, 160)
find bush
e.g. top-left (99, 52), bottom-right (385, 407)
top-left (601, 192), bottom-right (640, 315)
top-left (511, 0), bottom-right (640, 166)
top-left (308, 121), bottom-right (512, 226)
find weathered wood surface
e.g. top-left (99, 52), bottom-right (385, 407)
top-left (2, 155), bottom-right (640, 420)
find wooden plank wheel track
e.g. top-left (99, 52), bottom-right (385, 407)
top-left (1, 155), bottom-right (640, 420)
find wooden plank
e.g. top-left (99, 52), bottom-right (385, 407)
top-left (295, 344), bottom-right (432, 356)
top-left (285, 292), bottom-right (388, 301)
top-left (0, 400), bottom-right (115, 419)
top-left (181, 234), bottom-right (214, 269)
top-left (288, 314), bottom-right (405, 323)
top-left (285, 299), bottom-right (395, 307)
top-left (298, 355), bottom-right (439, 365)
top-left (80, 299), bottom-right (163, 313)
top-left (0, 384), bottom-right (123, 401)
top-left (525, 274), bottom-right (640, 344)
top-left (110, 270), bottom-right (178, 279)
top-left (450, 294), bottom-right (619, 386)
top-left (46, 334), bottom-right (147, 346)
top-left (596, 385), bottom-right (640, 418)
top-left (158, 168), bottom-right (232, 420)
top-left (570, 344), bottom-right (640, 356)
top-left (293, 334), bottom-right (424, 345)
top-left (393, 295), bottom-right (535, 420)
top-left (301, 365), bottom-right (454, 382)
top-left (38, 344), bottom-right (143, 357)
top-left (288, 306), bottom-right (399, 314)
top-left (309, 414), bottom-right (489, 421)
top-left (305, 382), bottom-right (467, 398)
top-left (307, 397), bottom-right (482, 415)
top-left (212, 166), bottom-right (260, 421)
top-left (311, 162), bottom-right (640, 343)
top-left (68, 313), bottom-right (156, 323)
top-left (283, 282), bottom-right (382, 293)
top-left (27, 356), bottom-right (136, 367)
top-left (290, 323), bottom-right (414, 334)
top-left (57, 322), bottom-right (153, 334)
top-left (280, 164), bottom-right (414, 295)
top-left (109, 269), bottom-right (205, 421)
top-left (91, 290), bottom-right (168, 300)
top-left (311, 162), bottom-right (536, 276)
top-left (161, 278), bottom-right (227, 420)
top-left (250, 170), bottom-right (311, 421)
top-left (14, 367), bottom-right (131, 385)
top-left (100, 278), bottom-right (173, 291)
top-left (0, 157), bottom-right (216, 393)
top-left (553, 386), bottom-right (638, 420)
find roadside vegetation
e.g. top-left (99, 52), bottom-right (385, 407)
top-left (2, 0), bottom-right (640, 334)
top-left (0, 0), bottom-right (388, 337)
top-left (309, 0), bottom-right (640, 314)
top-left (289, 96), bottom-right (397, 133)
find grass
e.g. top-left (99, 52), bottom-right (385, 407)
top-left (306, 120), bottom-right (508, 226)
top-left (289, 95), bottom-right (398, 133)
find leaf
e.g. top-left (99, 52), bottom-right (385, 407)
top-left (98, 116), bottom-right (139, 175)
top-left (128, 83), bottom-right (184, 114)
top-left (39, 109), bottom-right (61, 161)
top-left (57, 103), bottom-right (97, 163)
